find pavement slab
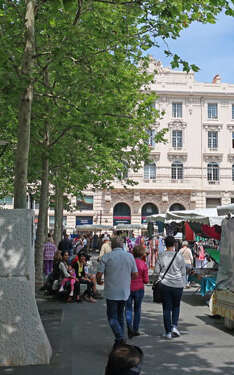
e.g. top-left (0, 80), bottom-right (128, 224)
top-left (0, 286), bottom-right (234, 375)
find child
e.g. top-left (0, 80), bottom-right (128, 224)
top-left (59, 265), bottom-right (78, 297)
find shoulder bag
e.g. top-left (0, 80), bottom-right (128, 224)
top-left (152, 251), bottom-right (178, 303)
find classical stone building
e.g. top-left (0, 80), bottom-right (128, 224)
top-left (2, 58), bottom-right (234, 231)
top-left (72, 58), bottom-right (234, 229)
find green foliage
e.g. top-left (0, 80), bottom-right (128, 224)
top-left (0, 0), bottom-right (234, 203)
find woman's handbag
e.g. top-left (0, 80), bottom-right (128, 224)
top-left (152, 280), bottom-right (163, 303)
top-left (152, 251), bottom-right (178, 303)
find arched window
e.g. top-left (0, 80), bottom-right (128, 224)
top-left (207, 162), bottom-right (219, 181)
top-left (144, 163), bottom-right (156, 179)
top-left (141, 203), bottom-right (158, 223)
top-left (171, 161), bottom-right (183, 180)
top-left (169, 203), bottom-right (185, 212)
top-left (113, 203), bottom-right (131, 225)
top-left (232, 165), bottom-right (234, 181)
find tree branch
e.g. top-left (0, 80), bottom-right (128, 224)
top-left (73, 0), bottom-right (83, 25)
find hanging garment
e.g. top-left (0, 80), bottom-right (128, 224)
top-left (156, 221), bottom-right (164, 234)
top-left (201, 225), bottom-right (221, 240)
top-left (184, 222), bottom-right (195, 241)
top-left (189, 222), bottom-right (203, 234)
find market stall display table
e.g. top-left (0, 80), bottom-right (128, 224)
top-left (189, 269), bottom-right (217, 296)
top-left (212, 290), bottom-right (234, 329)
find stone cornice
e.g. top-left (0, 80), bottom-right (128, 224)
top-left (203, 153), bottom-right (223, 162)
top-left (168, 120), bottom-right (187, 129)
top-left (203, 123), bottom-right (223, 131)
top-left (227, 153), bottom-right (234, 163)
top-left (167, 152), bottom-right (187, 162)
top-left (150, 151), bottom-right (160, 162)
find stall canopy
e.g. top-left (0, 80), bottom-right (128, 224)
top-left (147, 208), bottom-right (224, 226)
top-left (217, 203), bottom-right (234, 216)
top-left (115, 224), bottom-right (147, 231)
top-left (76, 224), bottom-right (113, 231)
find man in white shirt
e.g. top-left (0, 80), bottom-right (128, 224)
top-left (96, 236), bottom-right (138, 347)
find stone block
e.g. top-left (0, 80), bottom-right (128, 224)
top-left (0, 209), bottom-right (52, 366)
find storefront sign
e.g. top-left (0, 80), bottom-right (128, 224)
top-left (76, 216), bottom-right (93, 225)
top-left (113, 216), bottom-right (131, 226)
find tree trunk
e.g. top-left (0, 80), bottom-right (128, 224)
top-left (14, 0), bottom-right (35, 209)
top-left (35, 155), bottom-right (49, 287)
top-left (54, 184), bottom-right (64, 247)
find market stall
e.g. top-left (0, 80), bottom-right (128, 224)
top-left (148, 208), bottom-right (222, 296)
top-left (75, 224), bottom-right (114, 232)
top-left (211, 204), bottom-right (234, 329)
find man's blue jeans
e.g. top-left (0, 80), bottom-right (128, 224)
top-left (106, 299), bottom-right (125, 343)
top-left (125, 289), bottom-right (144, 332)
top-left (160, 284), bottom-right (183, 334)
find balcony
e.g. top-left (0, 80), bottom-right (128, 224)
top-left (171, 179), bottom-right (184, 183)
top-left (208, 180), bottom-right (220, 185)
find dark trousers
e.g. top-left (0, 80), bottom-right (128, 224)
top-left (125, 289), bottom-right (144, 332)
top-left (161, 284), bottom-right (183, 334)
top-left (106, 299), bottom-right (125, 343)
top-left (79, 278), bottom-right (94, 297)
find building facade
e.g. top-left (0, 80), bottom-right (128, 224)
top-left (2, 58), bottom-right (234, 231)
top-left (81, 58), bottom-right (234, 228)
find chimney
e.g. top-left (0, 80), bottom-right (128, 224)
top-left (212, 74), bottom-right (221, 84)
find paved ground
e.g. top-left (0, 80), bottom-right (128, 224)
top-left (1, 285), bottom-right (234, 375)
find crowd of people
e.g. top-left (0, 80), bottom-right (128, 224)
top-left (42, 233), bottom-right (103, 302)
top-left (42, 230), bottom-right (218, 374)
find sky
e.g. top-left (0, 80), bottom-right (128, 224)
top-left (148, 13), bottom-right (234, 84)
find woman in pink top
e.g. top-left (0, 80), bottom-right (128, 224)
top-left (125, 245), bottom-right (149, 338)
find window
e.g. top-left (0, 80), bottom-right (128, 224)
top-left (232, 104), bottom-right (234, 119)
top-left (208, 103), bottom-right (218, 119)
top-left (77, 196), bottom-right (94, 211)
top-left (141, 203), bottom-right (158, 223)
top-left (207, 162), bottom-right (219, 181)
top-left (232, 165), bottom-right (234, 181)
top-left (0, 196), bottom-right (13, 205)
top-left (49, 216), bottom-right (66, 227)
top-left (206, 198), bottom-right (221, 208)
top-left (232, 132), bottom-right (234, 148)
top-left (208, 131), bottom-right (218, 149)
top-left (171, 161), bottom-right (183, 180)
top-left (169, 203), bottom-right (185, 211)
top-left (146, 129), bottom-right (156, 147)
top-left (172, 103), bottom-right (182, 118)
top-left (144, 163), bottom-right (156, 179)
top-left (172, 130), bottom-right (183, 149)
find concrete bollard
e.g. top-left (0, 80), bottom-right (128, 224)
top-left (0, 209), bottom-right (52, 366)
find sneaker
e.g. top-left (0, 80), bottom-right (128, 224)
top-left (133, 331), bottom-right (140, 337)
top-left (161, 332), bottom-right (172, 340)
top-left (172, 326), bottom-right (180, 337)
top-left (128, 327), bottom-right (135, 339)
